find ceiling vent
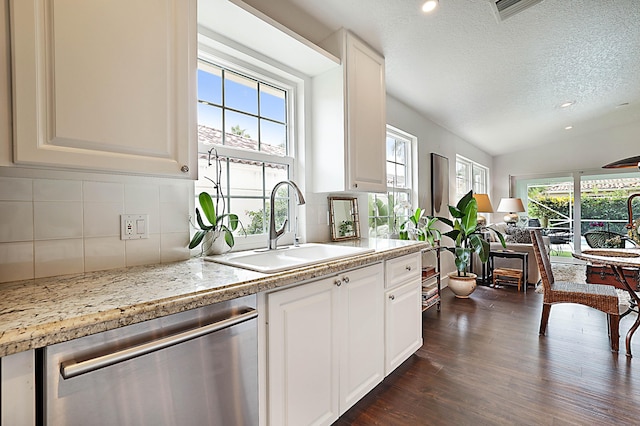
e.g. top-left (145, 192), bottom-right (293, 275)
top-left (492, 0), bottom-right (544, 21)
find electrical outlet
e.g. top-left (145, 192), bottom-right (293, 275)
top-left (121, 214), bottom-right (149, 240)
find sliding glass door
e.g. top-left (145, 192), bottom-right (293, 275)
top-left (579, 172), bottom-right (640, 249)
top-left (515, 171), bottom-right (640, 256)
top-left (515, 175), bottom-right (574, 257)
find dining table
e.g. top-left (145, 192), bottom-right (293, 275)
top-left (573, 248), bottom-right (640, 357)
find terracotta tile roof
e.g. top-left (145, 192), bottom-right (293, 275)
top-left (543, 178), bottom-right (640, 194)
top-left (197, 125), bottom-right (286, 170)
top-left (198, 125), bottom-right (284, 156)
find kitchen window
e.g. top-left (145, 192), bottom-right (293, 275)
top-left (369, 127), bottom-right (415, 237)
top-left (196, 59), bottom-right (295, 246)
top-left (456, 155), bottom-right (489, 200)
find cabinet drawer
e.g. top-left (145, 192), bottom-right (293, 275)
top-left (385, 253), bottom-right (421, 289)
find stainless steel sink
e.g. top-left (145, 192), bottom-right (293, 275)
top-left (205, 243), bottom-right (374, 273)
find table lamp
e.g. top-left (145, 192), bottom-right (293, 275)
top-left (473, 194), bottom-right (494, 226)
top-left (497, 197), bottom-right (525, 225)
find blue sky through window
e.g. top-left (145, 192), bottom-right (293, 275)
top-left (197, 65), bottom-right (287, 153)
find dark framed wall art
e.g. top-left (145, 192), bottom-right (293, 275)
top-left (431, 153), bottom-right (449, 216)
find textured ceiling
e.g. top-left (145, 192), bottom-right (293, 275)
top-left (255, 0), bottom-right (640, 156)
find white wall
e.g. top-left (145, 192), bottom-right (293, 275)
top-left (493, 120), bottom-right (640, 204)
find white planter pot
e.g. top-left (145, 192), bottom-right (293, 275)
top-left (203, 230), bottom-right (230, 255)
top-left (447, 272), bottom-right (477, 298)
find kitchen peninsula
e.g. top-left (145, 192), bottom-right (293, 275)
top-left (0, 238), bottom-right (428, 425)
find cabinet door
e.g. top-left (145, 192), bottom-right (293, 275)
top-left (267, 277), bottom-right (340, 426)
top-left (10, 0), bottom-right (197, 178)
top-left (345, 33), bottom-right (386, 192)
top-left (385, 279), bottom-right (422, 375)
top-left (339, 263), bottom-right (384, 413)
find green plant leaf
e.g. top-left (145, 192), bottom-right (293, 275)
top-left (457, 190), bottom-right (474, 212)
top-left (188, 230), bottom-right (207, 249)
top-left (224, 229), bottom-right (235, 247)
top-left (198, 192), bottom-right (216, 225)
top-left (469, 233), bottom-right (490, 263)
top-left (461, 198), bottom-right (478, 235)
top-left (195, 208), bottom-right (213, 231)
top-left (228, 214), bottom-right (239, 231)
top-left (448, 205), bottom-right (463, 218)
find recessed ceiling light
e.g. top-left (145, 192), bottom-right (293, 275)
top-left (565, 126), bottom-right (573, 130)
top-left (422, 0), bottom-right (438, 13)
top-left (560, 101), bottom-right (575, 108)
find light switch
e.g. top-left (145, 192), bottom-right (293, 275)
top-left (121, 214), bottom-right (149, 240)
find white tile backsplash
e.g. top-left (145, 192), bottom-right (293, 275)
top-left (0, 172), bottom-right (192, 284)
top-left (83, 202), bottom-right (123, 237)
top-left (84, 237), bottom-right (126, 272)
top-left (161, 232), bottom-right (190, 263)
top-left (34, 239), bottom-right (84, 278)
top-left (160, 203), bottom-right (190, 234)
top-left (34, 201), bottom-right (83, 240)
top-left (0, 242), bottom-right (34, 282)
top-left (0, 201), bottom-right (34, 242)
top-left (125, 234), bottom-right (161, 266)
top-left (83, 181), bottom-right (124, 203)
top-left (0, 177), bottom-right (32, 201)
top-left (125, 184), bottom-right (161, 234)
top-left (33, 179), bottom-right (82, 202)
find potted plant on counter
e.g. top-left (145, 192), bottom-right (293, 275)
top-left (189, 149), bottom-right (243, 255)
top-left (399, 207), bottom-right (441, 245)
top-left (437, 190), bottom-right (506, 298)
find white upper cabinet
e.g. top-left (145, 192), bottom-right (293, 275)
top-left (312, 30), bottom-right (387, 193)
top-left (10, 0), bottom-right (197, 178)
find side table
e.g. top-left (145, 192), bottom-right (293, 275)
top-left (488, 250), bottom-right (529, 293)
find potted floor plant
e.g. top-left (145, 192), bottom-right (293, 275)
top-left (437, 190), bottom-right (506, 298)
top-left (189, 149), bottom-right (242, 255)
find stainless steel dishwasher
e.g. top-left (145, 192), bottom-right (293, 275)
top-left (43, 295), bottom-right (258, 425)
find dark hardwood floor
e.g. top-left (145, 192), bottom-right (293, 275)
top-left (335, 284), bottom-right (640, 425)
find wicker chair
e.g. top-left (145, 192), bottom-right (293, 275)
top-left (584, 230), bottom-right (633, 249)
top-left (529, 229), bottom-right (620, 352)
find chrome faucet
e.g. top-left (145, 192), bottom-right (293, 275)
top-left (268, 180), bottom-right (306, 250)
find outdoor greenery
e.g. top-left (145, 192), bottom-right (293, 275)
top-left (244, 189), bottom-right (289, 235)
top-left (527, 192), bottom-right (640, 235)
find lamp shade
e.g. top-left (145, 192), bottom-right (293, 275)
top-left (497, 198), bottom-right (525, 224)
top-left (473, 194), bottom-right (494, 213)
top-left (497, 198), bottom-right (525, 213)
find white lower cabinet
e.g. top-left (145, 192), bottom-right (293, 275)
top-left (384, 279), bottom-right (423, 375)
top-left (266, 263), bottom-right (384, 426)
top-left (384, 252), bottom-right (423, 375)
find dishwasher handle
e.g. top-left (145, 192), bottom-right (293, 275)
top-left (60, 308), bottom-right (258, 380)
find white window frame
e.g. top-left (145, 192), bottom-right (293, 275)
top-left (456, 155), bottom-right (489, 201)
top-left (196, 43), bottom-right (300, 251)
top-left (369, 126), bottom-right (417, 237)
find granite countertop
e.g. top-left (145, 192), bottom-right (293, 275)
top-left (0, 239), bottom-right (428, 357)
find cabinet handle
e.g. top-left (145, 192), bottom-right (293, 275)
top-left (335, 279), bottom-right (342, 287)
top-left (180, 165), bottom-right (189, 173)
top-left (405, 265), bottom-right (412, 271)
top-left (343, 276), bottom-right (350, 284)
top-left (389, 295), bottom-right (395, 300)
